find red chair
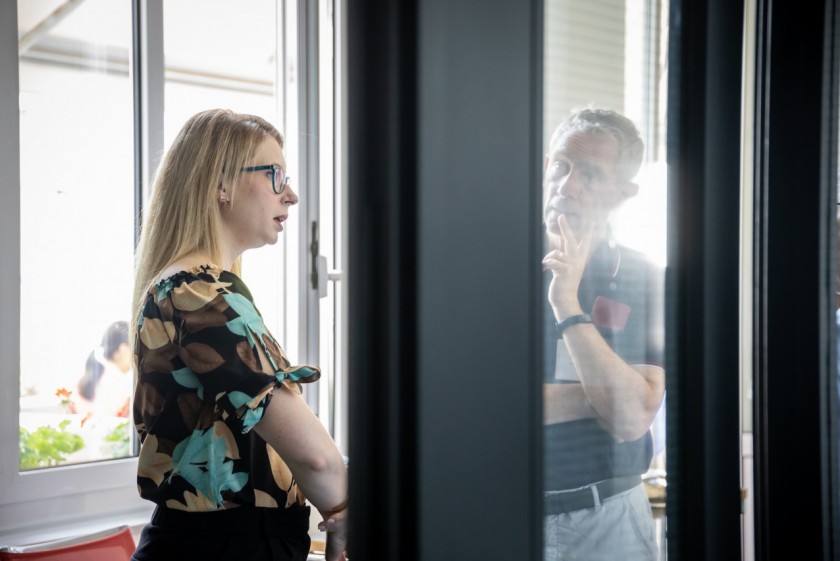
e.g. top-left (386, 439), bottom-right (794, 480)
top-left (0, 525), bottom-right (135, 561)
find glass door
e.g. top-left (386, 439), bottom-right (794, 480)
top-left (541, 1), bottom-right (669, 559)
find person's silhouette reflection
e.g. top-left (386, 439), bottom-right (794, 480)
top-left (542, 108), bottom-right (665, 561)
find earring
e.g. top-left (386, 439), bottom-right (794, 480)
top-left (219, 193), bottom-right (230, 204)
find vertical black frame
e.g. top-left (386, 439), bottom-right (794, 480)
top-left (346, 0), bottom-right (419, 558)
top-left (666, 0), bottom-right (745, 559)
top-left (752, 0), bottom-right (839, 559)
top-left (347, 0), bottom-right (543, 559)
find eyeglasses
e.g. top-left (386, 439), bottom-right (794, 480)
top-left (240, 164), bottom-right (291, 195)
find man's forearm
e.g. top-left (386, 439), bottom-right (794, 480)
top-left (543, 382), bottom-right (597, 424)
top-left (561, 322), bottom-right (665, 440)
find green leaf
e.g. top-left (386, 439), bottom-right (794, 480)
top-left (19, 424), bottom-right (85, 469)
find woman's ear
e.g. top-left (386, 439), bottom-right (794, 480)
top-left (218, 184), bottom-right (230, 204)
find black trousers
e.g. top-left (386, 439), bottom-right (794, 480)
top-left (131, 504), bottom-right (311, 561)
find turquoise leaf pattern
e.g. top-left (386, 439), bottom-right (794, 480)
top-left (279, 365), bottom-right (320, 383)
top-left (155, 278), bottom-right (174, 303)
top-left (241, 405), bottom-right (264, 433)
top-left (173, 367), bottom-right (205, 400)
top-left (170, 428), bottom-right (248, 507)
top-left (223, 292), bottom-right (280, 371)
top-left (134, 266), bottom-right (322, 512)
top-left (227, 390), bottom-right (253, 409)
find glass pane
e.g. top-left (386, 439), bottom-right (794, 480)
top-left (163, 0), bottom-right (279, 142)
top-left (316, 0), bottom-right (345, 445)
top-left (541, 1), bottom-right (669, 559)
top-left (162, 0), bottom-right (287, 342)
top-left (17, 0), bottom-right (134, 469)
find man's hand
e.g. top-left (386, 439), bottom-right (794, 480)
top-left (542, 214), bottom-right (593, 319)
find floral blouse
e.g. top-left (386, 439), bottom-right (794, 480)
top-left (133, 264), bottom-right (320, 512)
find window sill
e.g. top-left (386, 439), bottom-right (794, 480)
top-left (2, 498), bottom-right (331, 560)
top-left (0, 501), bottom-right (154, 552)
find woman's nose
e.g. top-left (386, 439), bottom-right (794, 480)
top-left (283, 183), bottom-right (299, 205)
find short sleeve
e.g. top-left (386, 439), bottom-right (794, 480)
top-left (163, 272), bottom-right (320, 434)
top-left (133, 266), bottom-right (319, 510)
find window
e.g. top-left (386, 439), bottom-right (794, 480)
top-left (160, 0), bottom-right (291, 380)
top-left (541, 0), bottom-right (669, 557)
top-left (17, 0), bottom-right (135, 470)
top-left (0, 0), bottom-right (343, 541)
top-left (1, 2), bottom-right (145, 532)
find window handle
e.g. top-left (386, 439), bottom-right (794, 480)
top-left (315, 255), bottom-right (344, 299)
top-left (315, 255), bottom-right (327, 298)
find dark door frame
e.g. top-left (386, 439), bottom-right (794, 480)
top-left (751, 0), bottom-right (839, 559)
top-left (346, 0), bottom-right (840, 559)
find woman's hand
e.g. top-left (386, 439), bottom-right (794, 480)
top-left (319, 509), bottom-right (348, 561)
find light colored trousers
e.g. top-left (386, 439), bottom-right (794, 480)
top-left (544, 483), bottom-right (659, 561)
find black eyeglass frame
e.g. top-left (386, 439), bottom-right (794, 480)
top-left (240, 164), bottom-right (290, 195)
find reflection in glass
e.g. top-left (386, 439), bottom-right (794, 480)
top-left (17, 0), bottom-right (134, 468)
top-left (542, 2), bottom-right (669, 559)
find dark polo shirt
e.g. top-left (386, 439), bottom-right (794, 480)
top-left (543, 237), bottom-right (664, 491)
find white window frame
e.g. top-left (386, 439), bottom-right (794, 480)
top-left (284, 0), bottom-right (348, 455)
top-left (0, 0), bottom-right (152, 543)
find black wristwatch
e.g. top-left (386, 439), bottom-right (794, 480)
top-left (555, 313), bottom-right (593, 336)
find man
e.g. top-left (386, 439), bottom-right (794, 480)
top-left (542, 108), bottom-right (665, 560)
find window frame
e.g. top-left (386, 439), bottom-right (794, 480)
top-left (0, 0), bottom-right (340, 541)
top-left (750, 0), bottom-right (839, 558)
top-left (664, 0), bottom-right (746, 557)
top-left (0, 0), bottom-right (152, 539)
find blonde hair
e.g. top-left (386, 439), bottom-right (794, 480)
top-left (130, 108), bottom-right (284, 348)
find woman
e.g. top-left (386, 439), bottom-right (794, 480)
top-left (130, 109), bottom-right (348, 561)
top-left (76, 320), bottom-right (132, 418)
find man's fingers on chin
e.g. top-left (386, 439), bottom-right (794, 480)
top-left (542, 260), bottom-right (566, 270)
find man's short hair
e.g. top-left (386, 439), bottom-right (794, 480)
top-left (550, 108), bottom-right (645, 183)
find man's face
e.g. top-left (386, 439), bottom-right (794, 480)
top-left (542, 130), bottom-right (630, 237)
